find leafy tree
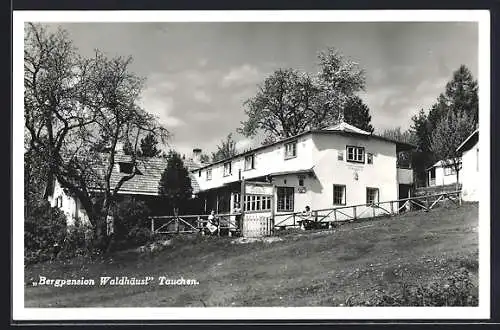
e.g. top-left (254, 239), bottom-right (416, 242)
top-left (199, 153), bottom-right (211, 164)
top-left (239, 47), bottom-right (365, 140)
top-left (24, 23), bottom-right (169, 250)
top-left (343, 96), bottom-right (374, 133)
top-left (122, 140), bottom-right (134, 155)
top-left (158, 151), bottom-right (193, 214)
top-left (212, 133), bottom-right (238, 162)
top-left (430, 110), bottom-right (476, 189)
top-left (139, 132), bottom-right (161, 157)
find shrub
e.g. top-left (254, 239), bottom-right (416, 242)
top-left (111, 196), bottom-right (154, 250)
top-left (24, 200), bottom-right (68, 264)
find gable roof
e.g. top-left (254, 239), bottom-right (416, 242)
top-left (322, 122), bottom-right (371, 135)
top-left (426, 159), bottom-right (462, 171)
top-left (456, 129), bottom-right (479, 153)
top-left (57, 153), bottom-right (200, 196)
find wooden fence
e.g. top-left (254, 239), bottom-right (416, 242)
top-left (150, 190), bottom-right (462, 236)
top-left (149, 212), bottom-right (240, 236)
top-left (273, 190), bottom-right (462, 229)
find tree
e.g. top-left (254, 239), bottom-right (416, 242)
top-left (139, 132), bottom-right (161, 157)
top-left (239, 47), bottom-right (365, 140)
top-left (199, 153), bottom-right (211, 164)
top-left (343, 96), bottom-right (374, 133)
top-left (407, 109), bottom-right (436, 186)
top-left (158, 151), bottom-right (193, 214)
top-left (24, 23), bottom-right (169, 250)
top-left (212, 133), bottom-right (238, 162)
top-left (444, 65), bottom-right (478, 124)
top-left (430, 110), bottom-right (476, 189)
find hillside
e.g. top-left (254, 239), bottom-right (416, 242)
top-left (24, 202), bottom-right (479, 307)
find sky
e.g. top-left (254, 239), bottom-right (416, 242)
top-left (53, 21), bottom-right (478, 158)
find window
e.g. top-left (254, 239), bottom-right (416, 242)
top-left (244, 154), bottom-right (255, 170)
top-left (284, 141), bottom-right (297, 159)
top-left (444, 166), bottom-right (456, 176)
top-left (338, 150), bottom-right (344, 161)
top-left (476, 147), bottom-right (479, 171)
top-left (233, 193), bottom-right (241, 209)
top-left (366, 187), bottom-right (379, 205)
top-left (119, 162), bottom-right (133, 174)
top-left (277, 187), bottom-right (294, 212)
top-left (207, 168), bottom-right (212, 180)
top-left (346, 146), bottom-right (365, 163)
top-left (223, 162), bottom-right (232, 176)
top-left (367, 153), bottom-right (373, 164)
top-left (298, 176), bottom-right (305, 187)
top-left (333, 185), bottom-right (346, 205)
top-left (243, 195), bottom-right (272, 212)
top-left (198, 170), bottom-right (202, 177)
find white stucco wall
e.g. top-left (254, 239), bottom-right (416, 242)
top-left (460, 141), bottom-right (479, 201)
top-left (428, 165), bottom-right (461, 187)
top-left (48, 179), bottom-right (90, 227)
top-left (195, 135), bottom-right (315, 191)
top-left (311, 134), bottom-right (398, 208)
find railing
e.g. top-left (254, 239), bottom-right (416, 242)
top-left (149, 212), bottom-right (241, 235)
top-left (274, 190), bottom-right (462, 229)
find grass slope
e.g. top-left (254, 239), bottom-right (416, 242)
top-left (24, 202), bottom-right (478, 307)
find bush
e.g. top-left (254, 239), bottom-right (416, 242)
top-left (111, 196), bottom-right (154, 250)
top-left (24, 200), bottom-right (68, 264)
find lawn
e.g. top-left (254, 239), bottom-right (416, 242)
top-left (24, 202), bottom-right (479, 307)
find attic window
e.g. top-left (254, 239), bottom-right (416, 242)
top-left (119, 162), bottom-right (134, 174)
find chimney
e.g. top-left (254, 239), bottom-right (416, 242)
top-left (192, 148), bottom-right (202, 164)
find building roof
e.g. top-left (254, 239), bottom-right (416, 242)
top-left (60, 153), bottom-right (201, 196)
top-left (456, 129), bottom-right (479, 153)
top-left (192, 122), bottom-right (416, 172)
top-left (426, 159), bottom-right (462, 171)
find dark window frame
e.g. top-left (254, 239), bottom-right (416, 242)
top-left (346, 145), bottom-right (365, 163)
top-left (367, 153), bottom-right (373, 164)
top-left (207, 168), bottom-right (212, 180)
top-left (284, 141), bottom-right (297, 160)
top-left (277, 186), bottom-right (294, 212)
top-left (366, 187), bottom-right (379, 205)
top-left (244, 154), bottom-right (255, 171)
top-left (333, 184), bottom-right (346, 205)
top-left (223, 161), bottom-right (232, 177)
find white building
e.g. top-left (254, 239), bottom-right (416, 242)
top-left (191, 122), bottom-right (415, 226)
top-left (456, 129), bottom-right (479, 202)
top-left (47, 153), bottom-right (202, 228)
top-left (426, 159), bottom-right (462, 187)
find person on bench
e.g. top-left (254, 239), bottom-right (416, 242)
top-left (299, 206), bottom-right (313, 230)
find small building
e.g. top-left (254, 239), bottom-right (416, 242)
top-left (456, 129), bottom-right (479, 202)
top-left (47, 151), bottom-right (203, 228)
top-left (191, 122), bottom-right (415, 227)
top-left (426, 159), bottom-right (462, 187)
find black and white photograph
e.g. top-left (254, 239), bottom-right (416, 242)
top-left (12, 10), bottom-right (491, 321)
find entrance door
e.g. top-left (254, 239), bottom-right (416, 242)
top-left (241, 181), bottom-right (274, 237)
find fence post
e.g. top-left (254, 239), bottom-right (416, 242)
top-left (334, 209), bottom-right (337, 222)
top-left (314, 210), bottom-right (318, 223)
top-left (425, 194), bottom-right (430, 211)
top-left (458, 191), bottom-right (462, 206)
top-left (293, 213), bottom-right (296, 227)
top-left (151, 218), bottom-right (155, 233)
top-left (353, 206), bottom-right (357, 220)
top-left (390, 201), bottom-right (394, 215)
top-left (176, 216), bottom-right (180, 233)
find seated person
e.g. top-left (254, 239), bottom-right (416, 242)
top-left (206, 210), bottom-right (218, 235)
top-left (299, 206), bottom-right (312, 230)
